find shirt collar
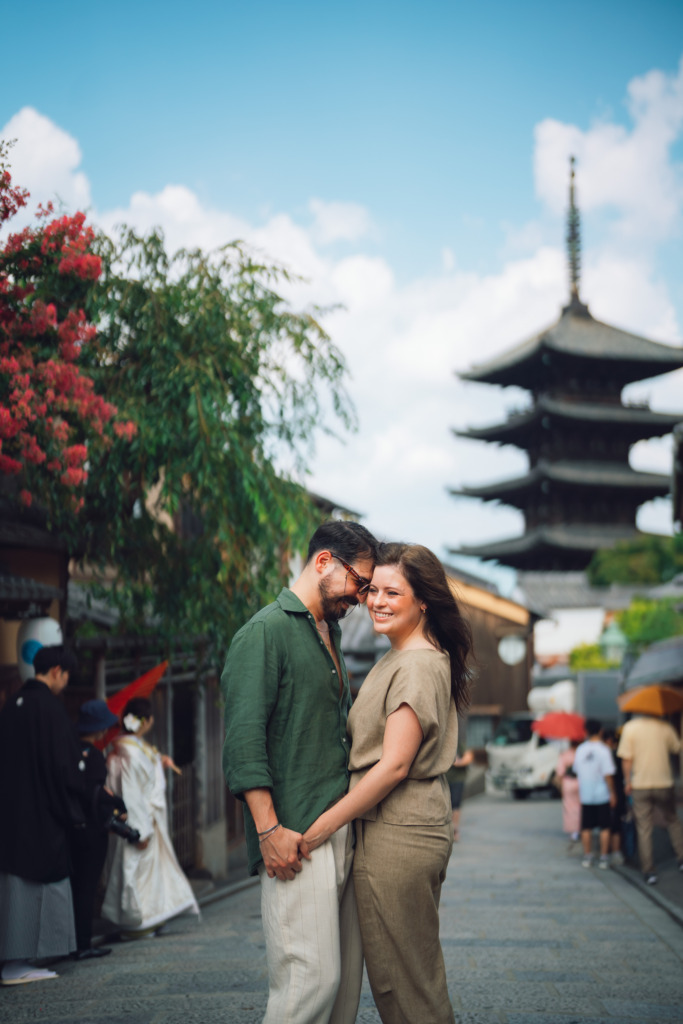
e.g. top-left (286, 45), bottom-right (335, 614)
top-left (276, 588), bottom-right (342, 637)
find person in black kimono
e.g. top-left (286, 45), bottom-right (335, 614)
top-left (70, 699), bottom-right (123, 960)
top-left (0, 646), bottom-right (84, 985)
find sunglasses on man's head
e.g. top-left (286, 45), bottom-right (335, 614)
top-left (331, 554), bottom-right (371, 596)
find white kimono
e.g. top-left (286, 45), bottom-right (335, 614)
top-left (102, 735), bottom-right (199, 932)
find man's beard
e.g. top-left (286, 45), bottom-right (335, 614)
top-left (319, 577), bottom-right (359, 623)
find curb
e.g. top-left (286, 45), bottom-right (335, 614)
top-left (196, 874), bottom-right (259, 908)
top-left (611, 864), bottom-right (683, 929)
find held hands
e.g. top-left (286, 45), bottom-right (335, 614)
top-left (261, 825), bottom-right (311, 881)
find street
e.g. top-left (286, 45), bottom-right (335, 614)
top-left (2, 793), bottom-right (683, 1024)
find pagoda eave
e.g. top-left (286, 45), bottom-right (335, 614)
top-left (451, 524), bottom-right (642, 571)
top-left (452, 462), bottom-right (670, 504)
top-left (454, 401), bottom-right (683, 446)
top-left (461, 307), bottom-right (683, 390)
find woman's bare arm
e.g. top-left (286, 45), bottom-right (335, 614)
top-left (301, 703), bottom-right (423, 852)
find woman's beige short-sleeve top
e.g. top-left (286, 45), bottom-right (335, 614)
top-left (347, 648), bottom-right (458, 826)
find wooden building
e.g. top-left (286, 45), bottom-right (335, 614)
top-left (451, 159), bottom-right (683, 571)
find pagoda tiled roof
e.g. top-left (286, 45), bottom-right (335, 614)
top-left (453, 460), bottom-right (670, 502)
top-left (460, 303), bottom-right (683, 388)
top-left (456, 397), bottom-right (683, 443)
top-left (452, 523), bottom-right (641, 565)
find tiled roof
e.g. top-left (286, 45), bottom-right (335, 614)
top-left (454, 523), bottom-right (640, 562)
top-left (456, 397), bottom-right (683, 442)
top-left (516, 570), bottom-right (655, 615)
top-left (454, 460), bottom-right (670, 501)
top-left (461, 304), bottom-right (683, 387)
top-left (0, 573), bottom-right (63, 603)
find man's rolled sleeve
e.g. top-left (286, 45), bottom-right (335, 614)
top-left (221, 619), bottom-right (279, 798)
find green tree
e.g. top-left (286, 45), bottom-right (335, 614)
top-left (616, 597), bottom-right (683, 652)
top-left (76, 227), bottom-right (354, 650)
top-left (587, 534), bottom-right (683, 586)
top-left (568, 644), bottom-right (620, 671)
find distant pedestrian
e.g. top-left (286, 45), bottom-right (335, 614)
top-left (617, 713), bottom-right (683, 885)
top-left (555, 740), bottom-right (581, 842)
top-left (0, 646), bottom-right (84, 985)
top-left (602, 728), bottom-right (626, 866)
top-left (573, 719), bottom-right (616, 870)
top-left (446, 745), bottom-right (474, 841)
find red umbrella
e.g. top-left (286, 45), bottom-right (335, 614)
top-left (95, 660), bottom-right (169, 749)
top-left (531, 712), bottom-right (586, 742)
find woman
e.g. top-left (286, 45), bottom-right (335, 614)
top-left (102, 698), bottom-right (199, 938)
top-left (556, 740), bottom-right (581, 843)
top-left (303, 543), bottom-right (472, 1024)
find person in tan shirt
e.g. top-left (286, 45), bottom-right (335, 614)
top-left (617, 715), bottom-right (683, 884)
top-left (302, 543), bottom-right (472, 1024)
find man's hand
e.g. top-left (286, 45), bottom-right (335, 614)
top-left (261, 826), bottom-right (310, 881)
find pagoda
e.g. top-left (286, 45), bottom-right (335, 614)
top-left (450, 158), bottom-right (683, 571)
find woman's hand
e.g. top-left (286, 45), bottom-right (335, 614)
top-left (161, 754), bottom-right (182, 775)
top-left (301, 812), bottom-right (334, 852)
top-left (261, 826), bottom-right (310, 880)
top-left (136, 837), bottom-right (150, 850)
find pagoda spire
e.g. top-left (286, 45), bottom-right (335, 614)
top-left (566, 155), bottom-right (584, 309)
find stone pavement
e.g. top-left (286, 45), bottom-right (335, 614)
top-left (2, 792), bottom-right (683, 1024)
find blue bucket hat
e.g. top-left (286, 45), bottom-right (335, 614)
top-left (76, 699), bottom-right (119, 735)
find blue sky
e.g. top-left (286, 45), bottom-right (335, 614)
top-left (3, 1), bottom-right (683, 591)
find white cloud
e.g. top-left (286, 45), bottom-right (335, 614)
top-left (3, 62), bottom-right (683, 578)
top-left (1, 107), bottom-right (91, 216)
top-left (534, 56), bottom-right (683, 245)
top-left (309, 198), bottom-right (373, 244)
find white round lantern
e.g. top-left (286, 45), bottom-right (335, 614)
top-left (17, 617), bottom-right (63, 682)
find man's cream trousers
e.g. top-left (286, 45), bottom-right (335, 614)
top-left (258, 823), bottom-right (363, 1024)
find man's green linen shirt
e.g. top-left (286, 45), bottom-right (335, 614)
top-left (221, 588), bottom-right (352, 875)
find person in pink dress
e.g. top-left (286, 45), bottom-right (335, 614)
top-left (556, 740), bottom-right (581, 842)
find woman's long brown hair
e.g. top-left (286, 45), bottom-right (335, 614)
top-left (375, 542), bottom-right (473, 713)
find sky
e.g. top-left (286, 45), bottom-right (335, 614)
top-left (2, 1), bottom-right (683, 595)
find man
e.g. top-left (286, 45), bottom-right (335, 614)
top-left (70, 699), bottom-right (121, 960)
top-left (0, 645), bottom-right (85, 984)
top-left (222, 520), bottom-right (378, 1024)
top-left (573, 719), bottom-right (616, 870)
top-left (617, 713), bottom-right (683, 885)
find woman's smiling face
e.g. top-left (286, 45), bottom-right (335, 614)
top-left (366, 564), bottom-right (425, 648)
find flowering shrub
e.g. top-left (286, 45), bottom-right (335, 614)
top-left (0, 144), bottom-right (135, 537)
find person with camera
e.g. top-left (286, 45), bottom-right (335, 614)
top-left (101, 697), bottom-right (198, 939)
top-left (0, 646), bottom-right (85, 985)
top-left (70, 699), bottom-right (133, 960)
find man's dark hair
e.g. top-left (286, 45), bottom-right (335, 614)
top-left (306, 520), bottom-right (379, 566)
top-left (585, 718), bottom-right (602, 738)
top-left (32, 645), bottom-right (78, 679)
